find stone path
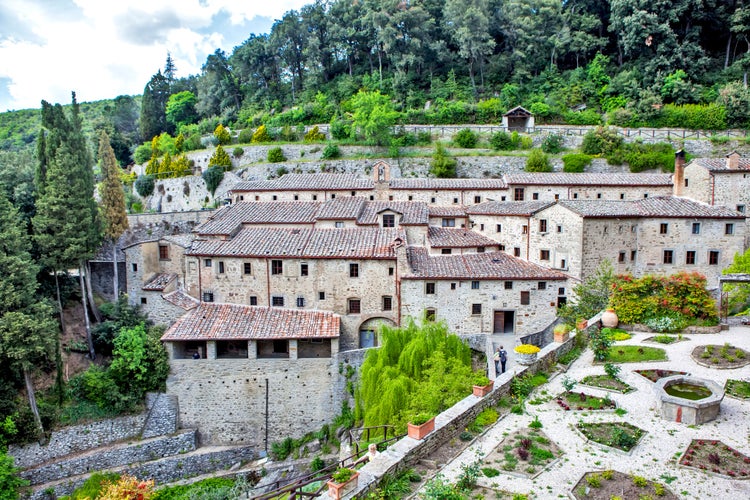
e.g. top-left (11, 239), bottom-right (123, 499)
top-left (425, 326), bottom-right (750, 499)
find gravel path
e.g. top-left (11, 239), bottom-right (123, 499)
top-left (425, 327), bottom-right (750, 499)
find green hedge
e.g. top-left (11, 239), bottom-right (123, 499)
top-left (562, 153), bottom-right (593, 172)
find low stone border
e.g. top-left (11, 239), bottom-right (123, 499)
top-left (577, 382), bottom-right (635, 395)
top-left (690, 345), bottom-right (750, 369)
top-left (619, 323), bottom-right (721, 334)
top-left (569, 423), bottom-right (647, 457)
top-left (724, 380), bottom-right (750, 401)
top-left (643, 335), bottom-right (690, 344)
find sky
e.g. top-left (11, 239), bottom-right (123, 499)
top-left (0, 0), bottom-right (311, 112)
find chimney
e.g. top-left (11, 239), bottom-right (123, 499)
top-left (673, 149), bottom-right (686, 197)
top-left (726, 151), bottom-right (740, 170)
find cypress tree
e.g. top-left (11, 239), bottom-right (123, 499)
top-left (98, 131), bottom-right (129, 301)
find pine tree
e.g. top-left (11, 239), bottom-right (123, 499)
top-left (140, 70), bottom-right (171, 140)
top-left (98, 131), bottom-right (129, 301)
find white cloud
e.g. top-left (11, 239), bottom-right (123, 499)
top-left (0, 0), bottom-right (310, 111)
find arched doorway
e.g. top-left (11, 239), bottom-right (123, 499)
top-left (358, 317), bottom-right (396, 348)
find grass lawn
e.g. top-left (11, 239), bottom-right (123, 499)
top-left (607, 345), bottom-right (666, 363)
top-left (725, 379), bottom-right (750, 399)
top-left (580, 374), bottom-right (635, 393)
top-left (576, 421), bottom-right (645, 451)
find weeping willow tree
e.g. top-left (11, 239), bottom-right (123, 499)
top-left (355, 319), bottom-right (475, 432)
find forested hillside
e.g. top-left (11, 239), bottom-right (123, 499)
top-left (2, 0), bottom-right (750, 164)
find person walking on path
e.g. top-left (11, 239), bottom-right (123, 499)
top-left (498, 346), bottom-right (508, 374)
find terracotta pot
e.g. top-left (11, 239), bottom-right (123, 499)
top-left (576, 319), bottom-right (588, 331)
top-left (327, 472), bottom-right (359, 500)
top-left (472, 381), bottom-right (494, 397)
top-left (554, 331), bottom-right (570, 343)
top-left (602, 308), bottom-right (619, 328)
top-left (407, 417), bottom-right (435, 440)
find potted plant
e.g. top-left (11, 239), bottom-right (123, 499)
top-left (601, 308), bottom-right (619, 328)
top-left (407, 412), bottom-right (435, 440)
top-left (515, 344), bottom-right (541, 365)
top-left (327, 467), bottom-right (359, 500)
top-left (554, 324), bottom-right (572, 343)
top-left (576, 317), bottom-right (588, 331)
top-left (472, 373), bottom-right (494, 397)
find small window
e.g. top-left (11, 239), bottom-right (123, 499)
top-left (539, 219), bottom-right (547, 232)
top-left (514, 247), bottom-right (521, 257)
top-left (685, 178), bottom-right (689, 187)
top-left (351, 191), bottom-right (356, 196)
top-left (250, 296), bottom-right (258, 305)
top-left (663, 250), bottom-right (674, 264)
top-left (132, 263), bottom-right (138, 272)
top-left (331, 194), bottom-right (336, 199)
top-left (660, 223), bottom-right (668, 234)
top-left (272, 195), bottom-right (278, 201)
top-left (479, 224), bottom-right (485, 231)
top-left (203, 292), bottom-right (214, 303)
top-left (499, 244), bottom-right (506, 251)
top-left (294, 194), bottom-right (299, 200)
top-left (540, 249), bottom-right (550, 260)
top-left (382, 214), bottom-right (395, 227)
top-left (505, 281), bottom-right (513, 290)
top-left (441, 248), bottom-right (452, 254)
top-left (474, 195), bottom-right (481, 203)
top-left (442, 218), bottom-right (456, 227)
top-left (204, 259), bottom-right (212, 268)
top-left (272, 296), bottom-right (284, 307)
top-left (318, 291), bottom-right (326, 300)
top-left (520, 291), bottom-right (530, 305)
top-left (686, 251), bottom-right (696, 265)
top-left (631, 250), bottom-right (637, 261)
top-left (558, 287), bottom-right (565, 295)
top-left (725, 223), bottom-right (734, 235)
top-left (244, 262), bottom-right (252, 275)
top-left (425, 309), bottom-right (436, 321)
top-left (218, 261), bottom-right (225, 274)
top-left (382, 296), bottom-right (393, 311)
top-left (692, 223), bottom-right (700, 234)
top-left (522, 225), bottom-right (528, 234)
top-left (709, 250), bottom-right (719, 265)
top-left (597, 193), bottom-right (602, 199)
top-left (538, 281), bottom-right (547, 290)
top-left (573, 193), bottom-right (578, 199)
top-left (349, 263), bottom-right (359, 277)
top-left (296, 297), bottom-right (305, 308)
top-left (389, 195), bottom-right (394, 201)
top-left (514, 188), bottom-right (525, 201)
top-left (644, 193), bottom-right (648, 198)
top-left (301, 263), bottom-right (309, 276)
top-left (158, 245), bottom-right (169, 260)
top-left (737, 205), bottom-right (745, 214)
top-left (554, 194), bottom-right (559, 200)
top-left (477, 246), bottom-right (485, 253)
top-left (273, 340), bottom-right (288, 353)
top-left (388, 267), bottom-right (394, 276)
top-left (471, 281), bottom-right (479, 290)
top-left (140, 297), bottom-right (147, 304)
top-left (431, 197), bottom-right (436, 203)
top-left (496, 224), bottom-right (502, 233)
top-left (471, 303), bottom-right (482, 315)
top-left (255, 195), bottom-right (260, 201)
top-left (335, 221), bottom-right (344, 228)
top-left (532, 192), bottom-right (539, 200)
top-left (453, 197), bottom-right (459, 204)
top-left (425, 282), bottom-right (436, 294)
top-left (408, 195), bottom-right (413, 201)
top-left (271, 260), bottom-right (283, 275)
top-left (348, 298), bottom-right (361, 314)
top-left (618, 251), bottom-right (625, 263)
top-left (450, 283), bottom-right (457, 290)
top-left (620, 193), bottom-right (625, 200)
top-left (557, 225), bottom-right (562, 233)
top-left (312, 195), bottom-right (318, 201)
top-left (560, 259), bottom-right (567, 269)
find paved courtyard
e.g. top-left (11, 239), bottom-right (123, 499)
top-left (428, 326), bottom-right (750, 499)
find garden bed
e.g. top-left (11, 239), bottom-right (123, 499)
top-left (691, 344), bottom-right (750, 369)
top-left (678, 439), bottom-right (750, 478)
top-left (579, 374), bottom-right (634, 394)
top-left (575, 421), bottom-right (645, 453)
top-left (554, 391), bottom-right (616, 411)
top-left (634, 369), bottom-right (688, 383)
top-left (483, 428), bottom-right (562, 478)
top-left (606, 345), bottom-right (667, 363)
top-left (725, 379), bottom-right (750, 400)
top-left (572, 470), bottom-right (677, 499)
top-left (644, 334), bottom-right (689, 344)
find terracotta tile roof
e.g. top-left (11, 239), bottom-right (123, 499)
top-left (389, 178), bottom-right (507, 190)
top-left (505, 172), bottom-right (672, 186)
top-left (427, 227), bottom-right (501, 248)
top-left (315, 197), bottom-right (367, 220)
top-left (160, 303), bottom-right (340, 341)
top-left (231, 173), bottom-right (374, 192)
top-left (691, 157), bottom-right (750, 172)
top-left (403, 247), bottom-right (567, 280)
top-left (429, 205), bottom-right (467, 217)
top-left (189, 227), bottom-right (404, 259)
top-left (196, 202), bottom-right (319, 235)
top-left (162, 290), bottom-right (199, 310)
top-left (558, 197), bottom-right (744, 219)
top-left (356, 202), bottom-right (430, 225)
top-left (143, 273), bottom-right (177, 291)
top-left (466, 201), bottom-right (553, 216)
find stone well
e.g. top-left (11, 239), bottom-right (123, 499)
top-left (653, 375), bottom-right (724, 425)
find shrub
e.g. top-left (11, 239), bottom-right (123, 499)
top-left (525, 149), bottom-right (552, 172)
top-left (208, 145), bottom-right (232, 170)
top-left (490, 131), bottom-right (514, 150)
top-left (562, 153), bottom-right (592, 172)
top-left (252, 124), bottom-right (271, 143)
top-left (237, 128), bottom-right (253, 144)
top-left (604, 362), bottom-right (621, 379)
top-left (563, 109), bottom-right (603, 125)
top-left (202, 166), bottom-right (225, 195)
top-left (0, 448), bottom-right (30, 498)
top-left (430, 143), bottom-right (457, 178)
top-left (321, 143), bottom-right (341, 160)
top-left (267, 147), bottom-right (286, 163)
top-left (304, 125), bottom-right (326, 142)
top-left (134, 175), bottom-right (155, 197)
top-left (581, 126), bottom-right (623, 156)
top-left (474, 408), bottom-right (498, 427)
top-left (541, 134), bottom-right (564, 154)
top-left (133, 143), bottom-right (152, 164)
top-left (232, 147), bottom-right (244, 158)
top-left (623, 142), bottom-right (674, 172)
top-left (213, 124), bottom-right (231, 145)
top-left (330, 117), bottom-right (351, 140)
top-left (454, 128), bottom-right (478, 148)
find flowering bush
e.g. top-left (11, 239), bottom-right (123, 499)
top-left (514, 344), bottom-right (540, 355)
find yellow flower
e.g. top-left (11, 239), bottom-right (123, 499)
top-left (514, 344), bottom-right (541, 354)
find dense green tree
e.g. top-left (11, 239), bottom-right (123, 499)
top-left (430, 143), bottom-right (457, 178)
top-left (202, 166), bottom-right (225, 196)
top-left (139, 70), bottom-right (171, 140)
top-left (0, 449), bottom-right (29, 500)
top-left (165, 91), bottom-right (198, 129)
top-left (559, 260), bottom-right (616, 325)
top-left (98, 131), bottom-right (129, 301)
top-left (525, 148), bottom-right (552, 172)
top-left (723, 247), bottom-right (750, 314)
top-left (444, 0), bottom-right (495, 92)
top-left (196, 50), bottom-right (242, 119)
top-left (349, 90), bottom-right (399, 146)
top-left (208, 145), bottom-right (232, 170)
top-left (213, 123), bottom-right (231, 145)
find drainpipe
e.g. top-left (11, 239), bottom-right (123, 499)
top-left (197, 257), bottom-right (202, 301)
top-left (710, 174), bottom-right (715, 206)
top-left (526, 216), bottom-right (531, 260)
top-left (265, 258), bottom-right (271, 305)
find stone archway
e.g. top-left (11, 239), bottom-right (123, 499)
top-left (358, 317), bottom-right (396, 348)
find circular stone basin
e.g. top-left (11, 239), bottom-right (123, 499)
top-left (654, 375), bottom-right (724, 425)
